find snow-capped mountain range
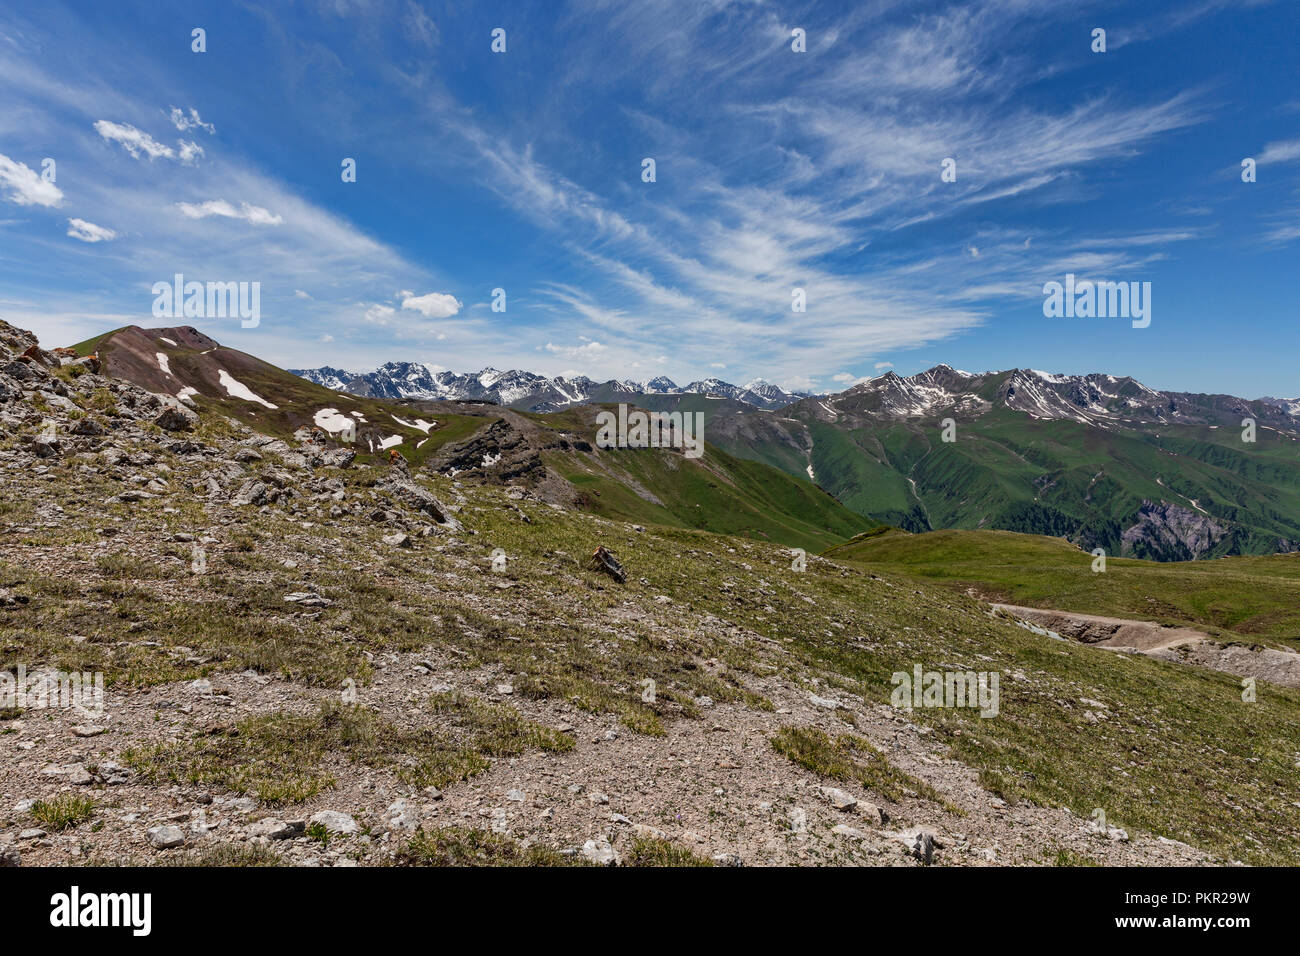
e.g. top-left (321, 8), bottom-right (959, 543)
top-left (800, 364), bottom-right (1300, 431)
top-left (290, 360), bottom-right (1298, 430)
top-left (288, 362), bottom-right (808, 411)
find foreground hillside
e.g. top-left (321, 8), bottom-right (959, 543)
top-left (2, 320), bottom-right (1299, 867)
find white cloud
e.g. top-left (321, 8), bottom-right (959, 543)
top-left (544, 338), bottom-right (607, 360)
top-left (169, 107), bottom-right (215, 134)
top-left (94, 120), bottom-right (177, 160)
top-left (177, 140), bottom-right (205, 164)
top-left (66, 218), bottom-right (116, 242)
top-left (1257, 138), bottom-right (1300, 165)
top-left (874, 361), bottom-right (893, 371)
top-left (175, 199), bottom-right (283, 225)
top-left (0, 153), bottom-right (62, 207)
top-left (400, 290), bottom-right (462, 318)
top-left (294, 289), bottom-right (312, 299)
top-left (364, 304), bottom-right (396, 323)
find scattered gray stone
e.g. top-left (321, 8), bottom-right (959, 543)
top-left (322, 448), bottom-right (356, 469)
top-left (831, 824), bottom-right (870, 841)
top-left (40, 763), bottom-right (93, 785)
top-left (889, 826), bottom-right (938, 864)
top-left (382, 479), bottom-right (461, 529)
top-left (856, 802), bottom-right (889, 826)
top-left (383, 798), bottom-right (419, 832)
top-left (154, 404), bottom-right (197, 432)
top-left (283, 592), bottom-right (333, 608)
top-left (308, 810), bottom-right (359, 835)
top-left (230, 480), bottom-right (270, 507)
top-left (821, 786), bottom-right (857, 811)
top-left (580, 838), bottom-right (620, 866)
top-left (248, 818), bottom-right (303, 840)
top-left (146, 825), bottom-right (185, 849)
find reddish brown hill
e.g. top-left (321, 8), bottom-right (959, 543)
top-left (72, 325), bottom-right (480, 456)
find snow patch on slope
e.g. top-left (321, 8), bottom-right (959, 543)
top-left (314, 408), bottom-right (355, 434)
top-left (217, 369), bottom-right (278, 409)
top-left (391, 415), bottom-right (435, 433)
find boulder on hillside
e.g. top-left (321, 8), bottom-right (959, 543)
top-left (154, 402), bottom-right (198, 431)
top-left (382, 479), bottom-right (461, 530)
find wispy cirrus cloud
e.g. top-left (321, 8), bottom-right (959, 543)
top-left (1256, 138), bottom-right (1300, 165)
top-left (1, 0), bottom-right (1294, 395)
top-left (174, 199), bottom-right (283, 225)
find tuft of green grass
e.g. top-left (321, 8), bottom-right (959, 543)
top-left (30, 794), bottom-right (96, 831)
top-left (396, 828), bottom-right (583, 867)
top-left (125, 695), bottom-right (574, 804)
top-left (1050, 846), bottom-right (1099, 866)
top-left (176, 844), bottom-right (283, 867)
top-left (623, 836), bottom-right (715, 867)
top-left (771, 725), bottom-right (947, 806)
top-left (305, 822), bottom-right (331, 848)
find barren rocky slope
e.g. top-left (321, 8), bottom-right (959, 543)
top-left (1, 320), bottom-right (1296, 867)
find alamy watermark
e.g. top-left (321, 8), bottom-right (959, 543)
top-left (595, 404), bottom-right (705, 459)
top-left (891, 665), bottom-right (1000, 718)
top-left (1, 665), bottom-right (105, 716)
top-left (1043, 273), bottom-right (1150, 328)
top-left (152, 273), bottom-right (260, 328)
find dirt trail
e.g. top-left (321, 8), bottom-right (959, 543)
top-left (993, 603), bottom-right (1300, 690)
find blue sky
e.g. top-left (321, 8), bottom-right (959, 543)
top-left (0, 0), bottom-right (1297, 397)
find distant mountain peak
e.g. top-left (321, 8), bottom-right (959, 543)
top-left (291, 363), bottom-right (803, 411)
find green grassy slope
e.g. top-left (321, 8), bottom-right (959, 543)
top-left (720, 402), bottom-right (1300, 560)
top-left (543, 440), bottom-right (869, 552)
top-left (825, 527), bottom-right (1300, 647)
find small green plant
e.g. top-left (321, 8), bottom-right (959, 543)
top-left (31, 794), bottom-right (96, 831)
top-left (305, 822), bottom-right (331, 847)
top-left (624, 837), bottom-right (714, 867)
top-left (180, 844), bottom-right (282, 867)
top-left (771, 725), bottom-right (948, 806)
top-left (1050, 846), bottom-right (1099, 867)
top-left (397, 828), bottom-right (581, 867)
